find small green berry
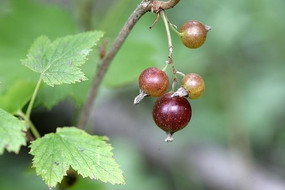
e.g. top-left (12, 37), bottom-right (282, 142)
top-left (181, 73), bottom-right (205, 99)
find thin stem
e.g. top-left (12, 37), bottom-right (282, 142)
top-left (27, 118), bottom-right (41, 139)
top-left (26, 77), bottom-right (42, 120)
top-left (160, 10), bottom-right (178, 91)
top-left (24, 77), bottom-right (42, 139)
top-left (17, 110), bottom-right (41, 139)
top-left (149, 13), bottom-right (160, 29)
top-left (162, 63), bottom-right (169, 72)
top-left (169, 22), bottom-right (182, 37)
top-left (160, 11), bottom-right (173, 62)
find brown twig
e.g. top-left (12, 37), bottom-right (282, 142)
top-left (77, 0), bottom-right (181, 129)
top-left (152, 0), bottom-right (180, 13)
top-left (99, 39), bottom-right (109, 60)
top-left (26, 130), bottom-right (35, 142)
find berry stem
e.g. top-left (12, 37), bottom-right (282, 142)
top-left (160, 10), bottom-right (178, 91)
top-left (160, 11), bottom-right (173, 63)
top-left (169, 21), bottom-right (183, 37)
top-left (162, 63), bottom-right (169, 72)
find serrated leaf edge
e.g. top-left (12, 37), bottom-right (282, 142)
top-left (29, 127), bottom-right (124, 187)
top-left (21, 31), bottom-right (104, 87)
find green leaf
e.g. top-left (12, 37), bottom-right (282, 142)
top-left (29, 127), bottom-right (125, 188)
top-left (0, 0), bottom-right (79, 110)
top-left (22, 31), bottom-right (104, 86)
top-left (21, 36), bottom-right (52, 74)
top-left (0, 108), bottom-right (27, 154)
top-left (0, 81), bottom-right (35, 114)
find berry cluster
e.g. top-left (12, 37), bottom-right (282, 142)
top-left (134, 16), bottom-right (209, 142)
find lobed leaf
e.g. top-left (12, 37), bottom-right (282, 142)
top-left (22, 31), bottom-right (104, 86)
top-left (0, 0), bottom-right (79, 112)
top-left (0, 108), bottom-right (27, 154)
top-left (29, 127), bottom-right (124, 188)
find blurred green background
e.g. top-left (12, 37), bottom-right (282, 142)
top-left (0, 0), bottom-right (285, 189)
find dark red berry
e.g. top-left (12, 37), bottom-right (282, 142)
top-left (152, 93), bottom-right (192, 136)
top-left (180, 20), bottom-right (209, 49)
top-left (182, 73), bottom-right (205, 99)
top-left (139, 67), bottom-right (169, 97)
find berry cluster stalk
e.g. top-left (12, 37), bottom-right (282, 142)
top-left (160, 10), bottom-right (179, 91)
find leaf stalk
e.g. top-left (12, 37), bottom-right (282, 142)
top-left (25, 77), bottom-right (42, 139)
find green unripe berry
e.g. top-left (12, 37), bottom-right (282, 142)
top-left (181, 73), bottom-right (205, 99)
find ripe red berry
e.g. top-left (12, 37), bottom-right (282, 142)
top-left (152, 93), bottom-right (192, 141)
top-left (180, 20), bottom-right (209, 49)
top-left (139, 67), bottom-right (169, 97)
top-left (182, 73), bottom-right (205, 99)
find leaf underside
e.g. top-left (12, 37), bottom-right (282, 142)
top-left (29, 127), bottom-right (124, 187)
top-left (0, 108), bottom-right (27, 154)
top-left (21, 31), bottom-right (104, 86)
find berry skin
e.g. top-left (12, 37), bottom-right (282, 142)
top-left (152, 93), bottom-right (192, 140)
top-left (180, 20), bottom-right (209, 49)
top-left (139, 67), bottom-right (169, 97)
top-left (181, 73), bottom-right (205, 99)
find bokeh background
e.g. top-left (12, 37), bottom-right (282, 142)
top-left (0, 0), bottom-right (284, 189)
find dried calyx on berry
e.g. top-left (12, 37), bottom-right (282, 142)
top-left (172, 73), bottom-right (205, 99)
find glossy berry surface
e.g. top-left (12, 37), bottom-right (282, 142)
top-left (182, 73), bottom-right (205, 99)
top-left (152, 93), bottom-right (192, 133)
top-left (139, 67), bottom-right (169, 97)
top-left (180, 20), bottom-right (208, 49)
